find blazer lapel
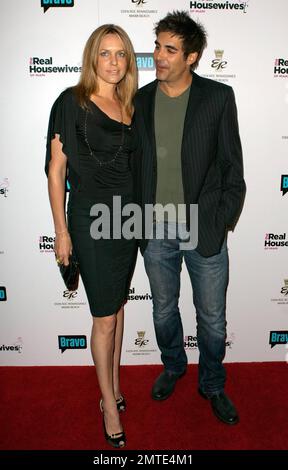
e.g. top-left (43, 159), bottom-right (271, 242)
top-left (183, 72), bottom-right (205, 139)
top-left (142, 80), bottom-right (157, 160)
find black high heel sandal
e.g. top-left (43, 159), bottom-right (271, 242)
top-left (100, 400), bottom-right (126, 449)
top-left (116, 395), bottom-right (126, 412)
top-left (100, 396), bottom-right (126, 412)
top-left (102, 418), bottom-right (126, 448)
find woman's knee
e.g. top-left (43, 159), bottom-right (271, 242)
top-left (92, 314), bottom-right (117, 335)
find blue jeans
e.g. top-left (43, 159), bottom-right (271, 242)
top-left (143, 222), bottom-right (228, 395)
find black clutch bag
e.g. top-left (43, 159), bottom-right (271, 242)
top-left (59, 254), bottom-right (80, 291)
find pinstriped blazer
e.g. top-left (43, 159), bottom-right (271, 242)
top-left (133, 72), bottom-right (246, 257)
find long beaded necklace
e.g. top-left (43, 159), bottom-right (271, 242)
top-left (84, 104), bottom-right (125, 166)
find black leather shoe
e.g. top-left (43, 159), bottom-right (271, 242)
top-left (198, 388), bottom-right (239, 425)
top-left (152, 370), bottom-right (185, 401)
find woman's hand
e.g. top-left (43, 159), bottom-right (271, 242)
top-left (54, 231), bottom-right (72, 266)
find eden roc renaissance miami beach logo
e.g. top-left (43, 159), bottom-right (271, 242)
top-left (211, 50), bottom-right (227, 71)
top-left (121, 0), bottom-right (158, 18)
top-left (204, 49), bottom-right (236, 84)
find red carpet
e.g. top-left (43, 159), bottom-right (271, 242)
top-left (0, 363), bottom-right (287, 450)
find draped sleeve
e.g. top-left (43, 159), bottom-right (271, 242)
top-left (45, 87), bottom-right (80, 181)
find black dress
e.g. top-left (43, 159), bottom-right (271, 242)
top-left (45, 88), bottom-right (138, 316)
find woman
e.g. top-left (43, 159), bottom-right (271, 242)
top-left (45, 24), bottom-right (138, 448)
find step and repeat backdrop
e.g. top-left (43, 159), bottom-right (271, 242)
top-left (1, 0), bottom-right (288, 366)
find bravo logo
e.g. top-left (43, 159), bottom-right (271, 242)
top-left (269, 331), bottom-right (288, 348)
top-left (135, 53), bottom-right (155, 71)
top-left (0, 287), bottom-right (7, 301)
top-left (281, 175), bottom-right (288, 196)
top-left (41, 0), bottom-right (74, 14)
top-left (58, 335), bottom-right (87, 353)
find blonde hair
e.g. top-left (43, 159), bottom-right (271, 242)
top-left (74, 24), bottom-right (138, 117)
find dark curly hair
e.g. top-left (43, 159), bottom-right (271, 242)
top-left (154, 10), bottom-right (207, 70)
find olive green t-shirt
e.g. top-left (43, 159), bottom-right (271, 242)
top-left (154, 84), bottom-right (190, 222)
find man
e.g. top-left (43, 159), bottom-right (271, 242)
top-left (134, 11), bottom-right (245, 425)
